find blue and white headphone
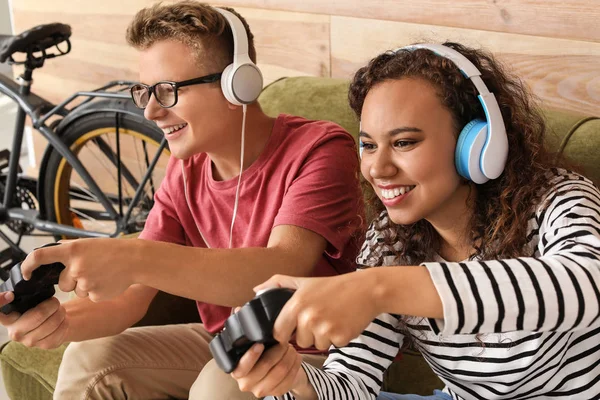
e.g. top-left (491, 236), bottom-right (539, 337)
top-left (360, 44), bottom-right (509, 185)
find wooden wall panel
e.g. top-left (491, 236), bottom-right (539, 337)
top-left (331, 16), bottom-right (600, 116)
top-left (7, 0), bottom-right (599, 119)
top-left (11, 7), bottom-right (330, 97)
top-left (217, 0), bottom-right (600, 43)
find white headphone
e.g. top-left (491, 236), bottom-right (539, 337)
top-left (399, 44), bottom-right (508, 184)
top-left (182, 8), bottom-right (255, 249)
top-left (215, 8), bottom-right (263, 106)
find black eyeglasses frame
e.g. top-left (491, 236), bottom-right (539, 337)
top-left (130, 72), bottom-right (223, 109)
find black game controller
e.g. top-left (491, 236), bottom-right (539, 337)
top-left (0, 243), bottom-right (65, 315)
top-left (209, 288), bottom-right (294, 373)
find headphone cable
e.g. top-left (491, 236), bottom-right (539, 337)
top-left (229, 104), bottom-right (247, 248)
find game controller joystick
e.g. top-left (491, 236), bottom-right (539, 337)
top-left (209, 288), bottom-right (295, 373)
top-left (0, 243), bottom-right (65, 315)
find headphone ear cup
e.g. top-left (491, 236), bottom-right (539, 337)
top-left (455, 119), bottom-right (488, 184)
top-left (231, 64), bottom-right (263, 105)
top-left (220, 63), bottom-right (237, 105)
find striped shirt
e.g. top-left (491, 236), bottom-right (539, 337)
top-left (278, 170), bottom-right (600, 399)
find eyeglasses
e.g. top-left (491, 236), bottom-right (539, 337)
top-left (130, 73), bottom-right (222, 109)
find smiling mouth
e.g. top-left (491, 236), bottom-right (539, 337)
top-left (380, 186), bottom-right (415, 200)
top-left (162, 123), bottom-right (188, 135)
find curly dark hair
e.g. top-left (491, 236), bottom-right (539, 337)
top-left (349, 42), bottom-right (564, 265)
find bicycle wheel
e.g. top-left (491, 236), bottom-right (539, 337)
top-left (43, 111), bottom-right (169, 237)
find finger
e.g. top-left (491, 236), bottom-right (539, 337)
top-left (231, 343), bottom-right (264, 379)
top-left (0, 291), bottom-right (14, 307)
top-left (20, 305), bottom-right (66, 347)
top-left (314, 331), bottom-right (333, 352)
top-left (0, 292), bottom-right (21, 326)
top-left (238, 343), bottom-right (287, 384)
top-left (265, 347), bottom-right (303, 396)
top-left (73, 283), bottom-right (89, 299)
top-left (294, 321), bottom-right (315, 349)
top-left (10, 297), bottom-right (60, 341)
top-left (21, 245), bottom-right (67, 280)
top-left (272, 300), bottom-right (299, 344)
top-left (58, 270), bottom-right (77, 293)
top-left (34, 317), bottom-right (68, 350)
top-left (253, 274), bottom-right (302, 294)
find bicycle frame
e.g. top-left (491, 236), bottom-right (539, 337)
top-left (0, 71), bottom-right (167, 240)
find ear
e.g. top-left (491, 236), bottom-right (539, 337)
top-left (226, 101), bottom-right (240, 111)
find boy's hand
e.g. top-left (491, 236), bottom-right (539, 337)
top-left (231, 343), bottom-right (306, 398)
top-left (0, 294), bottom-right (68, 349)
top-left (255, 272), bottom-right (381, 350)
top-left (21, 239), bottom-right (140, 302)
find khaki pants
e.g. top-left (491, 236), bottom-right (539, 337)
top-left (53, 323), bottom-right (325, 400)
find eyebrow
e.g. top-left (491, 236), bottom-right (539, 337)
top-left (359, 127), bottom-right (423, 138)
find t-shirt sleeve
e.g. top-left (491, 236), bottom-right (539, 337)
top-left (273, 131), bottom-right (363, 258)
top-left (138, 160), bottom-right (187, 245)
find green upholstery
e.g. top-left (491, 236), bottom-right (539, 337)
top-left (1, 76), bottom-right (598, 399)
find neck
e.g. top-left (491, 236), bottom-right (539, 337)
top-left (208, 104), bottom-right (275, 181)
top-left (427, 184), bottom-right (476, 262)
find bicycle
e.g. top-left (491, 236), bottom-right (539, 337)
top-left (0, 23), bottom-right (170, 273)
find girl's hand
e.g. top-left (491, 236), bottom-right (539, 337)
top-left (231, 343), bottom-right (306, 398)
top-left (254, 271), bottom-right (382, 350)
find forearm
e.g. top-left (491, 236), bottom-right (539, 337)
top-left (371, 266), bottom-right (444, 319)
top-left (63, 284), bottom-right (157, 342)
top-left (134, 240), bottom-right (315, 306)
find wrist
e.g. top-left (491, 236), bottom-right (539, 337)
top-left (290, 366), bottom-right (317, 400)
top-left (130, 239), bottom-right (151, 285)
top-left (370, 267), bottom-right (391, 316)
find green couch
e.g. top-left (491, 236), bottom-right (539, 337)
top-left (1, 77), bottom-right (598, 399)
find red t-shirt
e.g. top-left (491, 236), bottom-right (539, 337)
top-left (139, 114), bottom-right (364, 333)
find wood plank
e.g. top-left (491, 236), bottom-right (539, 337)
top-left (216, 0), bottom-right (600, 43)
top-left (331, 16), bottom-right (600, 116)
top-left (223, 7), bottom-right (330, 78)
top-left (10, 0), bottom-right (173, 16)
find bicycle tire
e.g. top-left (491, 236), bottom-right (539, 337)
top-left (43, 111), bottom-right (169, 239)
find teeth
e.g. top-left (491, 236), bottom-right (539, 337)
top-left (162, 123), bottom-right (187, 135)
top-left (381, 186), bottom-right (414, 199)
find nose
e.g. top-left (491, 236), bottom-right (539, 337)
top-left (143, 94), bottom-right (167, 121)
top-left (368, 148), bottom-right (398, 180)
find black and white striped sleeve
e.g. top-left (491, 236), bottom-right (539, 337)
top-left (277, 313), bottom-right (403, 400)
top-left (423, 174), bottom-right (600, 336)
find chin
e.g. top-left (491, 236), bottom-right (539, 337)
top-left (386, 210), bottom-right (423, 226)
top-left (168, 145), bottom-right (194, 160)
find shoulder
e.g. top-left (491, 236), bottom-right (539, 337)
top-left (535, 168), bottom-right (600, 223)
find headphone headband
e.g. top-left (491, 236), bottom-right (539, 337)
top-left (215, 8), bottom-right (251, 64)
top-left (397, 44), bottom-right (508, 181)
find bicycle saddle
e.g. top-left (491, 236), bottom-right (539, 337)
top-left (0, 23), bottom-right (71, 64)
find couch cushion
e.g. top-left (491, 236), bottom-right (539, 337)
top-left (543, 110), bottom-right (600, 185)
top-left (0, 341), bottom-right (66, 400)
